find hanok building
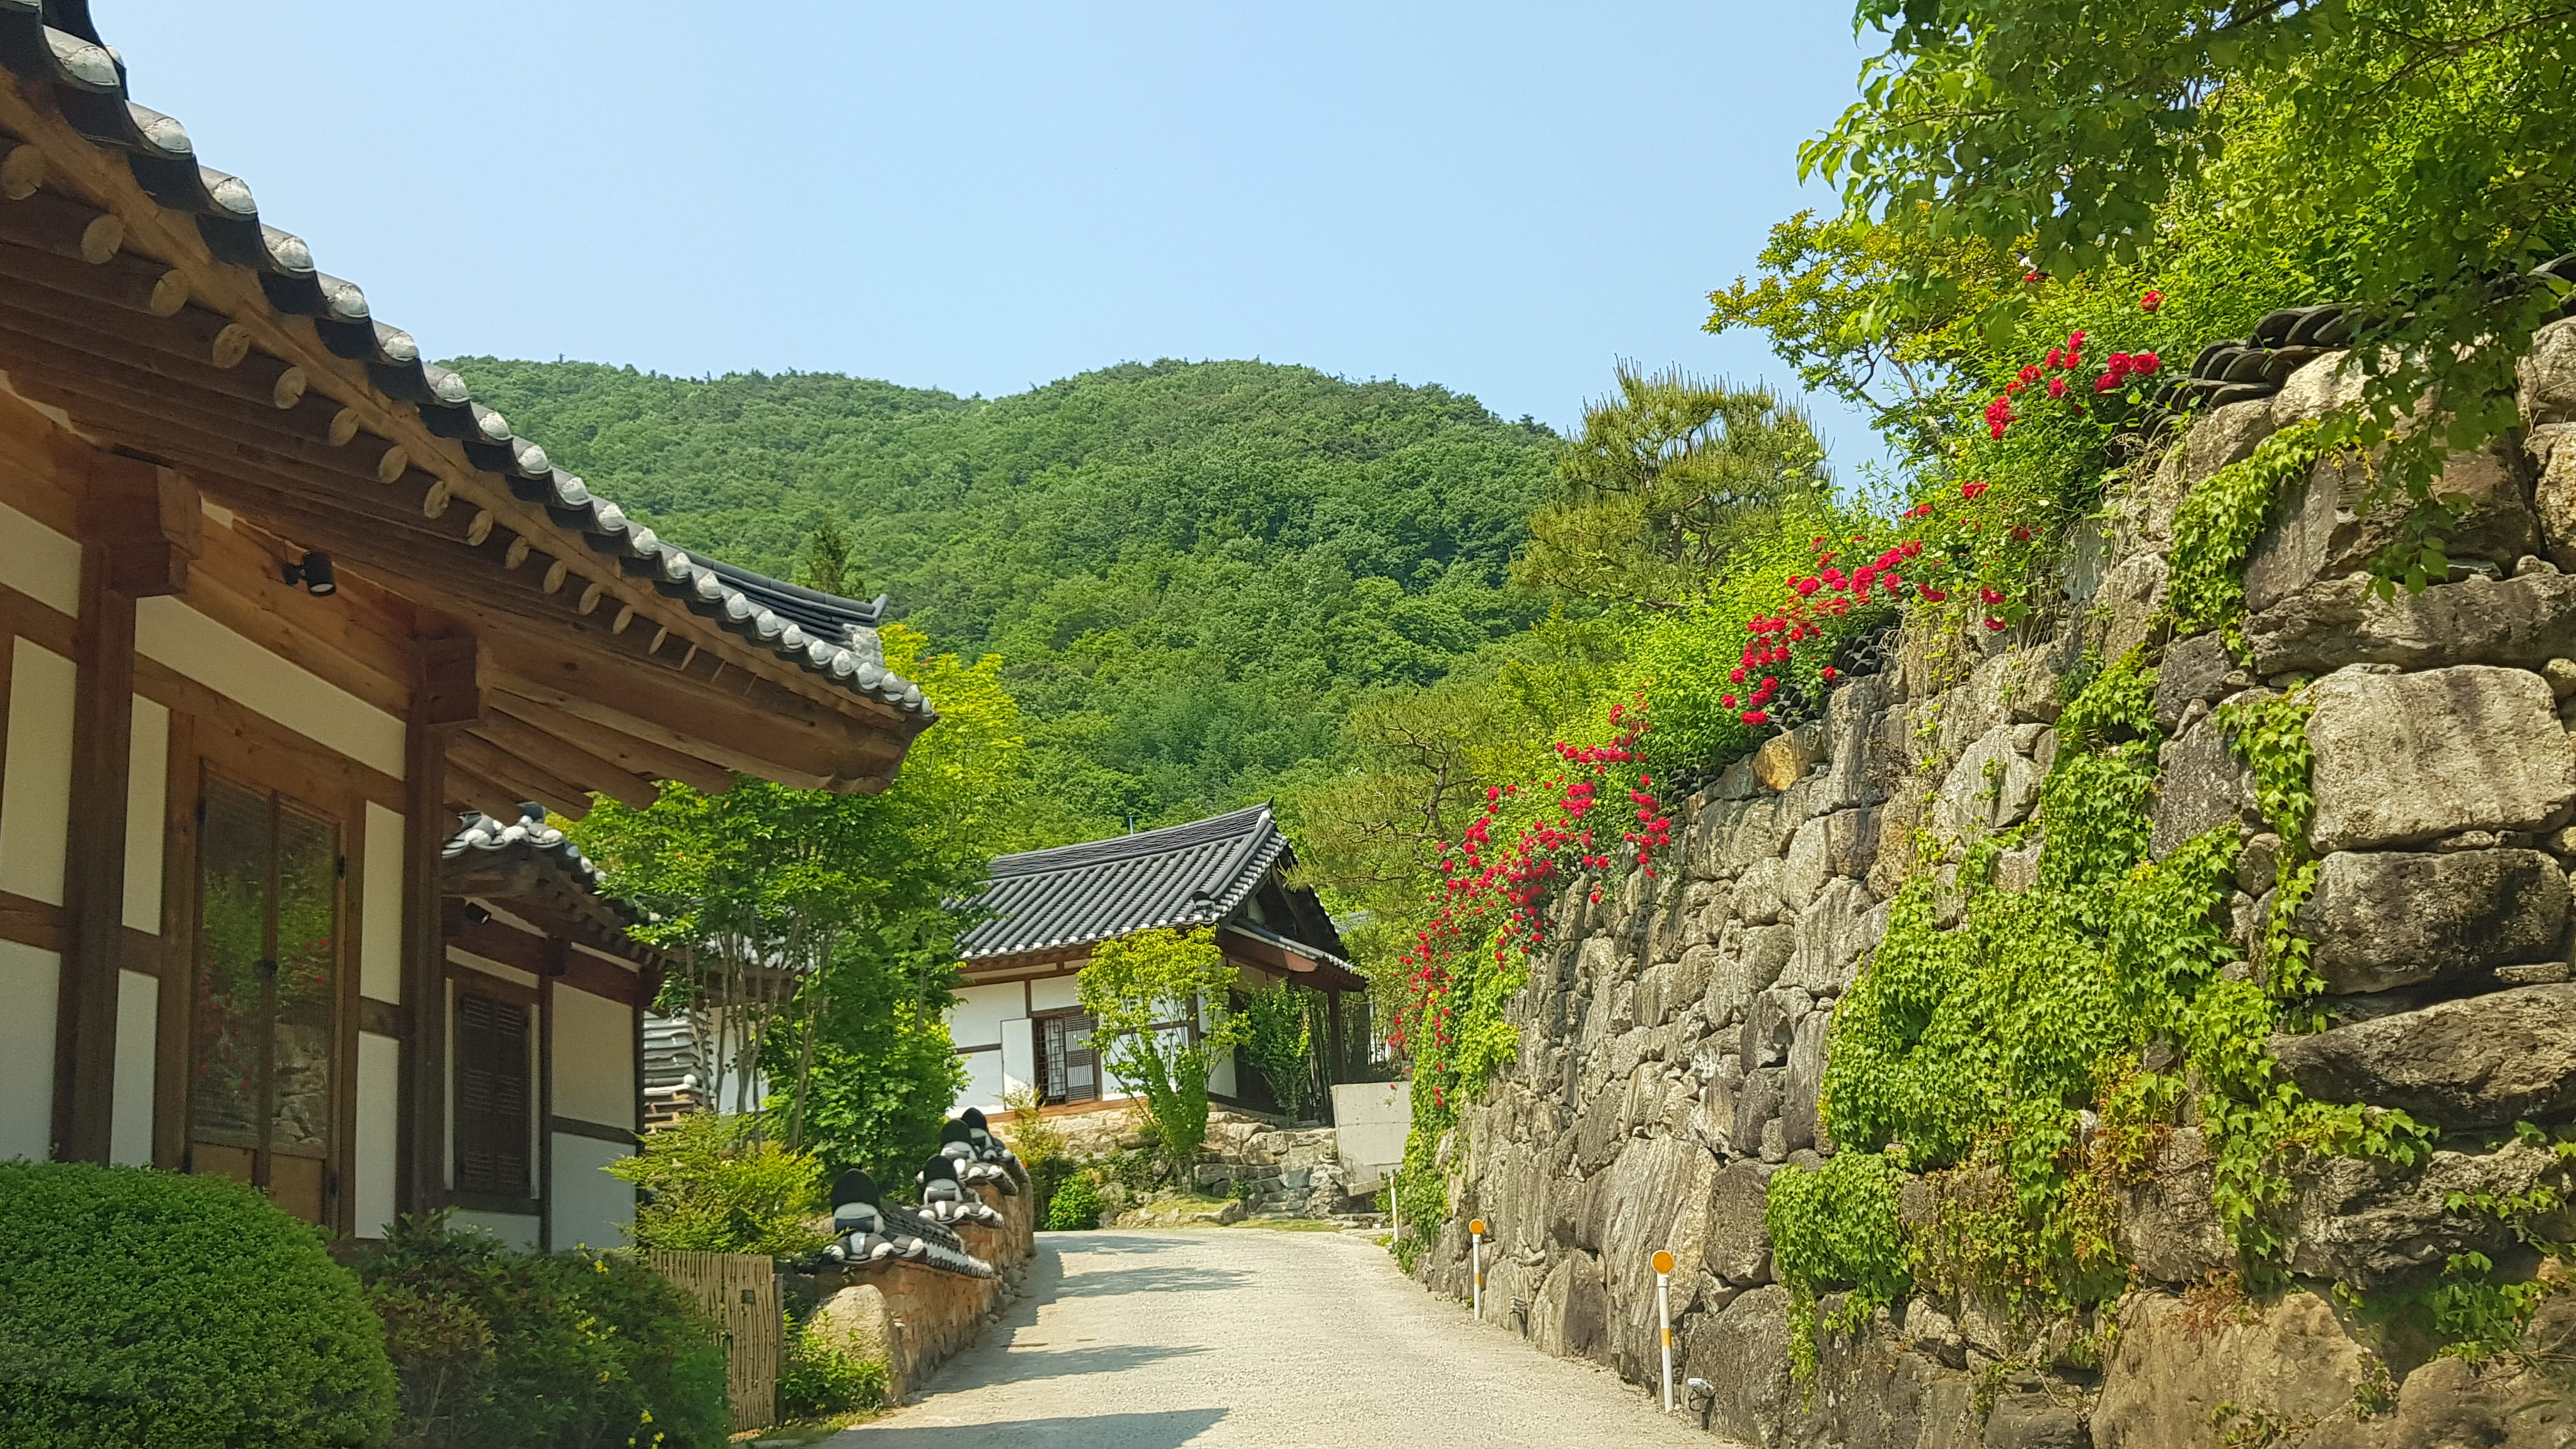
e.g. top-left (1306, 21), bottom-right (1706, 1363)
top-left (0, 8), bottom-right (930, 1246)
top-left (946, 804), bottom-right (1366, 1116)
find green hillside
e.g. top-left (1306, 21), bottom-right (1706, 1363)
top-left (452, 356), bottom-right (1561, 838)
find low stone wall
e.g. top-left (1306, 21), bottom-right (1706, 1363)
top-left (1410, 318), bottom-right (2576, 1447)
top-left (793, 1174), bottom-right (1038, 1401)
top-left (1023, 1103), bottom-right (1362, 1219)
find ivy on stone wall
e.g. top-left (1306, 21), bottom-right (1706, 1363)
top-left (2165, 420), bottom-right (2329, 641)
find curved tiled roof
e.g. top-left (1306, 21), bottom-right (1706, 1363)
top-left (957, 804), bottom-right (1292, 960)
top-left (0, 1), bottom-right (928, 718)
top-left (442, 804), bottom-right (652, 952)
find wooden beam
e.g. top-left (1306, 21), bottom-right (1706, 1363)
top-left (466, 711), bottom-right (657, 811)
top-left (53, 535), bottom-right (138, 1162)
top-left (417, 634), bottom-right (479, 728)
top-left (447, 733), bottom-right (590, 822)
top-left (485, 691), bottom-right (733, 796)
top-left (84, 452), bottom-right (197, 597)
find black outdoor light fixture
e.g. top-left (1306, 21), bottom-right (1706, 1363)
top-left (280, 549), bottom-right (337, 595)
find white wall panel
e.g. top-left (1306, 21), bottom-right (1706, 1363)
top-left (135, 596), bottom-right (405, 779)
top-left (355, 1032), bottom-right (401, 1237)
top-left (958, 1051), bottom-right (1007, 1114)
top-left (110, 969), bottom-right (157, 1165)
top-left (360, 802), bottom-right (404, 1002)
top-left (1029, 974), bottom-right (1081, 1012)
top-left (0, 940), bottom-right (57, 1160)
top-left (0, 500), bottom-right (80, 616)
top-left (449, 1209), bottom-right (540, 1251)
top-left (122, 696), bottom-right (167, 933)
top-left (947, 982), bottom-right (1020, 1049)
top-left (550, 1133), bottom-right (635, 1250)
top-left (552, 985), bottom-right (634, 1128)
top-left (1, 643), bottom-right (74, 905)
top-left (998, 1018), bottom-right (1033, 1100)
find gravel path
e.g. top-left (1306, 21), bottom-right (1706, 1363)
top-left (837, 1228), bottom-right (1729, 1448)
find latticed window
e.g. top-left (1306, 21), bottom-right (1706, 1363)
top-left (454, 992), bottom-right (532, 1198)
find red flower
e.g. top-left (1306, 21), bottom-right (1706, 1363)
top-left (1961, 480), bottom-right (1990, 502)
top-left (1984, 616), bottom-right (2007, 631)
top-left (2140, 290), bottom-right (2163, 312)
top-left (2133, 350), bottom-right (2161, 375)
top-left (1821, 666), bottom-right (1839, 682)
top-left (1742, 709), bottom-right (1769, 725)
top-left (2017, 365), bottom-right (2043, 385)
top-left (2047, 376), bottom-right (2069, 399)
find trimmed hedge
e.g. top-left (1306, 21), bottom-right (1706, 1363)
top-left (355, 1216), bottom-right (731, 1449)
top-left (0, 1160), bottom-right (397, 1448)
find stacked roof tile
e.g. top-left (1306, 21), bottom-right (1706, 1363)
top-left (0, 0), bottom-right (928, 718)
top-left (958, 804), bottom-right (1297, 960)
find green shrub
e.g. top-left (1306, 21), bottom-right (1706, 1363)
top-left (603, 1112), bottom-right (830, 1256)
top-left (0, 1160), bottom-right (397, 1449)
top-left (1044, 1176), bottom-right (1104, 1231)
top-left (355, 1215), bottom-right (730, 1449)
top-left (776, 1311), bottom-right (887, 1421)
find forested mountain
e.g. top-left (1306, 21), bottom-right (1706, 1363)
top-left (454, 357), bottom-right (1561, 839)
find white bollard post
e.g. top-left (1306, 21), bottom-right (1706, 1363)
top-left (1653, 1249), bottom-right (1676, 1412)
top-left (1469, 1218), bottom-right (1487, 1321)
top-left (1389, 1167), bottom-right (1399, 1248)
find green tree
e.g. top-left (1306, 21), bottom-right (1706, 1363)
top-left (1075, 928), bottom-right (1246, 1172)
top-left (1239, 979), bottom-right (1319, 1120)
top-left (1515, 363), bottom-right (1828, 609)
top-left (1807, 0), bottom-right (2576, 574)
top-left (572, 624), bottom-right (1035, 1182)
top-left (603, 1112), bottom-right (830, 1257)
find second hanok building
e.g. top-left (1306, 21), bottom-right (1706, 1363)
top-left (0, 12), bottom-right (930, 1248)
top-left (944, 804), bottom-right (1365, 1117)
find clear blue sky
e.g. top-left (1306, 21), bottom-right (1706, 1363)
top-left (97, 2), bottom-right (1878, 461)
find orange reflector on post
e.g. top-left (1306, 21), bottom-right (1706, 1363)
top-left (1652, 1249), bottom-right (1675, 1275)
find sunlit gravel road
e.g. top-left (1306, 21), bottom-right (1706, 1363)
top-left (837, 1227), bottom-right (1728, 1449)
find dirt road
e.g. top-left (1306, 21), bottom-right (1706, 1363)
top-left (839, 1227), bottom-right (1727, 1448)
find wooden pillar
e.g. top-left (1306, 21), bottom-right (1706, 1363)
top-left (51, 555), bottom-right (134, 1162)
top-left (400, 633), bottom-right (477, 1215)
top-left (51, 457), bottom-right (193, 1163)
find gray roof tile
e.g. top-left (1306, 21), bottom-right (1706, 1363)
top-left (957, 804), bottom-right (1291, 960)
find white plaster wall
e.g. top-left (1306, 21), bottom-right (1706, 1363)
top-left (958, 1051), bottom-right (1007, 1112)
top-left (1, 642), bottom-right (75, 905)
top-left (1029, 974), bottom-right (1081, 1012)
top-left (999, 1017), bottom-right (1033, 1100)
top-left (0, 940), bottom-right (57, 1160)
top-left (1208, 1044), bottom-right (1238, 1099)
top-left (121, 696), bottom-right (167, 933)
top-left (355, 1031), bottom-right (400, 1237)
top-left (0, 500), bottom-right (80, 617)
top-left (134, 596), bottom-right (405, 780)
top-left (360, 802), bottom-right (403, 1003)
top-left (549, 1133), bottom-right (634, 1250)
top-left (110, 968), bottom-right (156, 1165)
top-left (948, 981), bottom-right (1020, 1049)
top-left (553, 985), bottom-right (634, 1129)
top-left (449, 1209), bottom-right (540, 1251)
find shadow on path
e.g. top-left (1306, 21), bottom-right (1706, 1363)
top-left (1052, 1262), bottom-right (1252, 1298)
top-left (847, 1407), bottom-right (1228, 1447)
top-left (967, 1343), bottom-right (1210, 1388)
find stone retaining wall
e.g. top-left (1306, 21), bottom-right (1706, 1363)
top-left (1413, 318), bottom-right (2576, 1448)
top-left (795, 1174), bottom-right (1038, 1402)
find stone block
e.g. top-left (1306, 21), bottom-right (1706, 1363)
top-left (1752, 724), bottom-right (1825, 792)
top-left (2535, 419), bottom-right (2576, 572)
top-left (1733, 1067), bottom-right (1784, 1156)
top-left (1936, 721), bottom-right (2044, 841)
top-left (1780, 877), bottom-right (1879, 997)
top-left (2098, 553), bottom-right (2170, 668)
top-left (2271, 347), bottom-right (2366, 426)
top-left (2113, 1127), bottom-right (2234, 1284)
top-left (2148, 712), bottom-right (2257, 859)
top-left (2246, 569), bottom-right (2576, 677)
top-left (1779, 1011), bottom-right (1830, 1152)
top-left (1780, 813), bottom-right (1834, 915)
top-left (2094, 1289), bottom-right (2369, 1449)
top-left (1682, 1286), bottom-right (1797, 1449)
top-left (1742, 987), bottom-right (1807, 1070)
top-left (1734, 857), bottom-right (1787, 925)
top-left (1706, 921), bottom-right (1794, 1028)
top-left (2181, 394), bottom-right (2282, 486)
top-left (2150, 631), bottom-right (2241, 734)
top-left (2246, 441), bottom-right (2538, 615)
top-left (2286, 1140), bottom-right (2567, 1289)
top-left (2269, 983), bottom-right (2576, 1130)
top-left (1703, 1160), bottom-right (1776, 1285)
top-left (2306, 664), bottom-right (2576, 852)
top-left (2520, 316), bottom-right (2576, 428)
top-left (2294, 847), bottom-right (2571, 993)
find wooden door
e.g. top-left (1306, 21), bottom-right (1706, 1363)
top-left (187, 770), bottom-right (341, 1225)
